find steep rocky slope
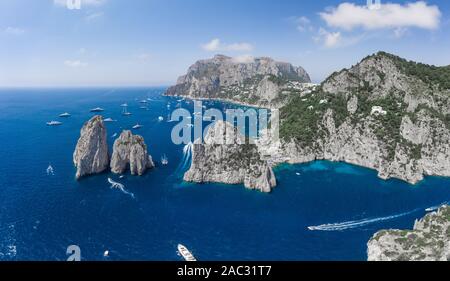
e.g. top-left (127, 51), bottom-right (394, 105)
top-left (73, 115), bottom-right (109, 179)
top-left (277, 52), bottom-right (450, 184)
top-left (165, 54), bottom-right (312, 108)
top-left (110, 130), bottom-right (155, 176)
top-left (184, 120), bottom-right (277, 192)
top-left (367, 205), bottom-right (450, 261)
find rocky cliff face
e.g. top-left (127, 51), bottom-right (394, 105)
top-left (278, 52), bottom-right (450, 184)
top-left (165, 54), bottom-right (312, 108)
top-left (367, 205), bottom-right (450, 261)
top-left (110, 130), bottom-right (155, 176)
top-left (183, 120), bottom-right (276, 192)
top-left (73, 115), bottom-right (109, 179)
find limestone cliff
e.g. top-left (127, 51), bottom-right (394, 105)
top-left (165, 54), bottom-right (312, 108)
top-left (73, 115), bottom-right (109, 179)
top-left (277, 52), bottom-right (450, 184)
top-left (183, 120), bottom-right (276, 192)
top-left (367, 205), bottom-right (450, 261)
top-left (110, 130), bottom-right (155, 176)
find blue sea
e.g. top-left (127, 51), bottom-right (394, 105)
top-left (0, 87), bottom-right (449, 261)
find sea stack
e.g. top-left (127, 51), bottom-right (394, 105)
top-left (183, 120), bottom-right (277, 192)
top-left (73, 115), bottom-right (109, 179)
top-left (110, 130), bottom-right (155, 176)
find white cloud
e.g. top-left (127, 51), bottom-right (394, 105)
top-left (289, 16), bottom-right (313, 32)
top-left (53, 0), bottom-right (107, 7)
top-left (313, 28), bottom-right (365, 49)
top-left (313, 28), bottom-right (342, 48)
top-left (64, 60), bottom-right (88, 67)
top-left (320, 1), bottom-right (441, 31)
top-left (4, 27), bottom-right (25, 35)
top-left (202, 38), bottom-right (253, 52)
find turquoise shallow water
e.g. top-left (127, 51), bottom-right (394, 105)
top-left (0, 87), bottom-right (449, 261)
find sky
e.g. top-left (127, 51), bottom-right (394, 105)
top-left (0, 0), bottom-right (450, 87)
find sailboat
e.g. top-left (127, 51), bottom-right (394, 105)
top-left (161, 154), bottom-right (169, 165)
top-left (122, 104), bottom-right (132, 116)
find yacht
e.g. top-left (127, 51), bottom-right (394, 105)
top-left (139, 99), bottom-right (148, 104)
top-left (161, 155), bottom-right (168, 165)
top-left (177, 244), bottom-right (196, 261)
top-left (103, 118), bottom-right (116, 122)
top-left (158, 116), bottom-right (164, 122)
top-left (46, 121), bottom-right (62, 126)
top-left (120, 103), bottom-right (128, 107)
top-left (90, 107), bottom-right (104, 112)
top-left (132, 124), bottom-right (143, 129)
top-left (59, 112), bottom-right (71, 118)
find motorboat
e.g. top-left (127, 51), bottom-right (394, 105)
top-left (177, 244), bottom-right (196, 261)
top-left (46, 121), bottom-right (62, 126)
top-left (90, 107), bottom-right (104, 112)
top-left (59, 112), bottom-right (71, 117)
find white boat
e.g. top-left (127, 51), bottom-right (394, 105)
top-left (104, 118), bottom-right (116, 122)
top-left (59, 112), bottom-right (71, 118)
top-left (139, 99), bottom-right (148, 104)
top-left (111, 133), bottom-right (118, 138)
top-left (132, 124), bottom-right (143, 129)
top-left (158, 116), bottom-right (164, 122)
top-left (103, 250), bottom-right (109, 257)
top-left (46, 121), bottom-right (62, 126)
top-left (161, 154), bottom-right (168, 165)
top-left (120, 103), bottom-right (128, 107)
top-left (90, 107), bottom-right (104, 112)
top-left (122, 105), bottom-right (132, 116)
top-left (177, 244), bottom-right (196, 261)
top-left (46, 165), bottom-right (54, 175)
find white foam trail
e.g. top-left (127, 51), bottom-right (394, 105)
top-left (425, 202), bottom-right (448, 212)
top-left (108, 178), bottom-right (135, 199)
top-left (308, 209), bottom-right (419, 231)
top-left (176, 142), bottom-right (194, 174)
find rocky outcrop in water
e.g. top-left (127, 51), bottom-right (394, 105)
top-left (276, 51), bottom-right (450, 185)
top-left (367, 205), bottom-right (450, 261)
top-left (73, 115), bottom-right (109, 179)
top-left (110, 130), bottom-right (155, 176)
top-left (165, 54), bottom-right (312, 108)
top-left (183, 120), bottom-right (276, 192)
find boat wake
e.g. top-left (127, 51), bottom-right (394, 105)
top-left (425, 202), bottom-right (448, 212)
top-left (178, 142), bottom-right (193, 172)
top-left (308, 209), bottom-right (420, 231)
top-left (108, 178), bottom-right (135, 199)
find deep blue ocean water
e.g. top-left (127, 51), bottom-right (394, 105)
top-left (0, 87), bottom-right (449, 261)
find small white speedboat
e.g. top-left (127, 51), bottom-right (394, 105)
top-left (46, 121), bottom-right (62, 126)
top-left (59, 112), bottom-right (71, 118)
top-left (161, 155), bottom-right (168, 165)
top-left (103, 250), bottom-right (109, 257)
top-left (177, 244), bottom-right (196, 261)
top-left (158, 116), bottom-right (164, 122)
top-left (132, 124), bottom-right (143, 129)
top-left (103, 118), bottom-right (116, 122)
top-left (90, 107), bottom-right (104, 112)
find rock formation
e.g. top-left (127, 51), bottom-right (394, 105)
top-left (110, 130), bottom-right (155, 176)
top-left (73, 115), bottom-right (109, 179)
top-left (183, 120), bottom-right (276, 192)
top-left (276, 51), bottom-right (450, 184)
top-left (367, 205), bottom-right (450, 261)
top-left (165, 54), bottom-right (312, 108)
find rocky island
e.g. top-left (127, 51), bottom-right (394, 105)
top-left (110, 130), bottom-right (155, 176)
top-left (165, 54), bottom-right (313, 108)
top-left (73, 115), bottom-right (109, 179)
top-left (273, 51), bottom-right (450, 184)
top-left (367, 205), bottom-right (450, 261)
top-left (173, 52), bottom-right (450, 186)
top-left (73, 116), bottom-right (154, 179)
top-left (183, 120), bottom-right (277, 192)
